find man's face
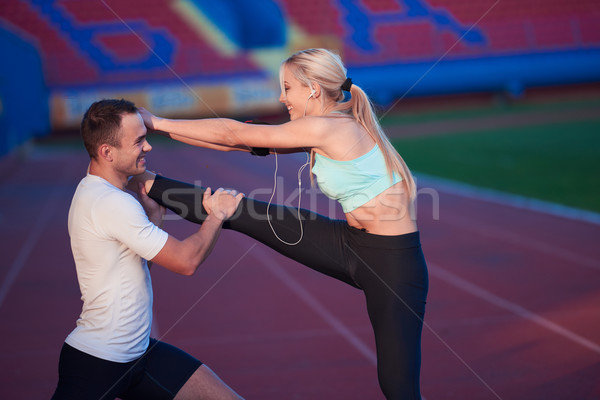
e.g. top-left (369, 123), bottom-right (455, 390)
top-left (111, 112), bottom-right (152, 177)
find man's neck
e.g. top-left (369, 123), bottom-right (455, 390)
top-left (88, 161), bottom-right (128, 190)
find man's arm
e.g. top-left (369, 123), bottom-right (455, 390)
top-left (144, 185), bottom-right (243, 276)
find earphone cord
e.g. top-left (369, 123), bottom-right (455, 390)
top-left (266, 150), bottom-right (310, 245)
top-left (266, 90), bottom-right (312, 245)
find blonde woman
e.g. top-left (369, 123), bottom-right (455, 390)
top-left (137, 49), bottom-right (428, 399)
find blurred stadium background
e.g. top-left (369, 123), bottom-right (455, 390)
top-left (1, 0), bottom-right (599, 151)
top-left (1, 1), bottom-right (600, 399)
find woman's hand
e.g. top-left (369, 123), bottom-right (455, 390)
top-left (138, 107), bottom-right (160, 131)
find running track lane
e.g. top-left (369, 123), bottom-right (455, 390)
top-left (0, 144), bottom-right (598, 399)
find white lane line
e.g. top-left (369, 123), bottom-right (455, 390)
top-left (417, 173), bottom-right (600, 226)
top-left (0, 183), bottom-right (67, 309)
top-left (253, 247), bottom-right (377, 365)
top-left (440, 215), bottom-right (600, 271)
top-left (429, 262), bottom-right (600, 354)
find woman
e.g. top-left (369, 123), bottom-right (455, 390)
top-left (139, 48), bottom-right (428, 399)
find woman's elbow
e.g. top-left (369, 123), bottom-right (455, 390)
top-left (222, 132), bottom-right (239, 147)
top-left (223, 120), bottom-right (249, 147)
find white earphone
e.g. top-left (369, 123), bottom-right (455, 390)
top-left (304, 85), bottom-right (316, 116)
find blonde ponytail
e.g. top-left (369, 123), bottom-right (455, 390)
top-left (345, 84), bottom-right (416, 200)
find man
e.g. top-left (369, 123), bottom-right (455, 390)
top-left (52, 99), bottom-right (244, 400)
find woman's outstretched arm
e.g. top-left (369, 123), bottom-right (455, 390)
top-left (156, 130), bottom-right (307, 155)
top-left (139, 107), bottom-right (326, 150)
top-left (153, 130), bottom-right (253, 153)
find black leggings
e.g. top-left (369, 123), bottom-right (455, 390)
top-left (148, 175), bottom-right (429, 399)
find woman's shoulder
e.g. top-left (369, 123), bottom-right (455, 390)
top-left (313, 112), bottom-right (355, 130)
top-left (315, 117), bottom-right (374, 158)
top-left (285, 114), bottom-right (349, 136)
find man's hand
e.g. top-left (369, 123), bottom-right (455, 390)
top-left (203, 187), bottom-right (244, 221)
top-left (127, 170), bottom-right (157, 194)
top-left (136, 182), bottom-right (166, 227)
top-left (151, 187), bottom-right (243, 276)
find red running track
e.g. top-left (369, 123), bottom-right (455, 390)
top-left (0, 142), bottom-right (598, 399)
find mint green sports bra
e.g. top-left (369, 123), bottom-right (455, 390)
top-left (311, 144), bottom-right (402, 213)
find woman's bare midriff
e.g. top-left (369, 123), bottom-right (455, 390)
top-left (344, 182), bottom-right (417, 236)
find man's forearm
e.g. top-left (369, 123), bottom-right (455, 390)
top-left (187, 214), bottom-right (224, 268)
top-left (152, 213), bottom-right (224, 276)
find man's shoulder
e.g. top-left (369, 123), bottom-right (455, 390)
top-left (74, 175), bottom-right (138, 211)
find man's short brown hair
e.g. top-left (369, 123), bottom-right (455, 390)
top-left (80, 99), bottom-right (138, 159)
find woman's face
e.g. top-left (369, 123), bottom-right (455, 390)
top-left (279, 64), bottom-right (315, 120)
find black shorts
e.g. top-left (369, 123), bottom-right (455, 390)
top-left (52, 339), bottom-right (203, 400)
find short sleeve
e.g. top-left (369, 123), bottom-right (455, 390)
top-left (93, 190), bottom-right (169, 260)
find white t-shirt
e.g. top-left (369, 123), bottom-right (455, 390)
top-left (65, 174), bottom-right (168, 362)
